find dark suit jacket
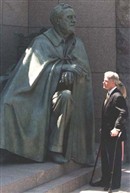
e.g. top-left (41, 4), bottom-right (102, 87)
top-left (101, 88), bottom-right (128, 141)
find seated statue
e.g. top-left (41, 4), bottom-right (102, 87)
top-left (0, 3), bottom-right (95, 165)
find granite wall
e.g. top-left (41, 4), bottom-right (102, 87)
top-left (0, 0), bottom-right (129, 161)
top-left (116, 0), bottom-right (130, 162)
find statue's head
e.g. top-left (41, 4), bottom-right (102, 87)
top-left (50, 3), bottom-right (76, 37)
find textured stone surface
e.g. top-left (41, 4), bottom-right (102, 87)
top-left (116, 0), bottom-right (130, 162)
top-left (0, 161), bottom-right (100, 193)
top-left (0, 161), bottom-right (77, 193)
top-left (92, 73), bottom-right (105, 118)
top-left (116, 0), bottom-right (130, 73)
top-left (0, 25), bottom-right (2, 72)
top-left (0, 1), bottom-right (2, 25)
top-left (119, 74), bottom-right (130, 162)
top-left (116, 28), bottom-right (130, 73)
top-left (28, 0), bottom-right (58, 27)
top-left (3, 0), bottom-right (28, 26)
top-left (76, 28), bottom-right (116, 73)
top-left (59, 0), bottom-right (116, 27)
top-left (25, 166), bottom-right (101, 193)
top-left (1, 26), bottom-right (28, 75)
top-left (116, 0), bottom-right (130, 27)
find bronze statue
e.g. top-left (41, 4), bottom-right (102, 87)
top-left (0, 3), bottom-right (95, 165)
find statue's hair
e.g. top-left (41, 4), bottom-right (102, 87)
top-left (50, 3), bottom-right (73, 26)
top-left (104, 71), bottom-right (127, 98)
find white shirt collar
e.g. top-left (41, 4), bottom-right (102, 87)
top-left (108, 87), bottom-right (117, 95)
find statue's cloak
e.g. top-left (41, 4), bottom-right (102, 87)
top-left (0, 28), bottom-right (95, 164)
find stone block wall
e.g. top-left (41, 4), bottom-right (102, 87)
top-left (1, 0), bottom-right (129, 161)
top-left (116, 0), bottom-right (130, 162)
top-left (0, 0), bottom-right (29, 75)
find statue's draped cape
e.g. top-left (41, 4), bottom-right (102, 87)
top-left (0, 28), bottom-right (95, 164)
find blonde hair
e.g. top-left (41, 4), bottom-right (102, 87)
top-left (104, 71), bottom-right (127, 98)
top-left (116, 81), bottom-right (127, 98)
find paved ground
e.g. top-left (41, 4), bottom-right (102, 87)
top-left (72, 163), bottom-right (130, 193)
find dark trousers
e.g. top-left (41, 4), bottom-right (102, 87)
top-left (101, 137), bottom-right (122, 188)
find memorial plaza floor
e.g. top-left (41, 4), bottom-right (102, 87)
top-left (71, 163), bottom-right (130, 193)
top-left (0, 161), bottom-right (129, 193)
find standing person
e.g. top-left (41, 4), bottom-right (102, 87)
top-left (0, 3), bottom-right (95, 165)
top-left (92, 71), bottom-right (128, 190)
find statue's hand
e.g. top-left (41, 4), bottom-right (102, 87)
top-left (62, 64), bottom-right (87, 77)
top-left (60, 72), bottom-right (74, 85)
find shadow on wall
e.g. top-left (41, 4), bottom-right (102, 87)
top-left (0, 27), bottom-right (47, 92)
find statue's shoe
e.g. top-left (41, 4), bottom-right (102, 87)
top-left (49, 152), bottom-right (69, 164)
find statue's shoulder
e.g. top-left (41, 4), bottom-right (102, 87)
top-left (33, 28), bottom-right (52, 44)
top-left (74, 36), bottom-right (86, 49)
top-left (31, 34), bottom-right (48, 48)
top-left (33, 34), bottom-right (45, 42)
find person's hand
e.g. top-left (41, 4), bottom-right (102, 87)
top-left (62, 64), bottom-right (87, 77)
top-left (60, 72), bottom-right (74, 85)
top-left (110, 128), bottom-right (120, 137)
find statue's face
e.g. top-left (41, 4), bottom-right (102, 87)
top-left (57, 8), bottom-right (76, 36)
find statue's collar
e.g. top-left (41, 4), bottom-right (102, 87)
top-left (44, 28), bottom-right (75, 47)
top-left (44, 28), bottom-right (63, 47)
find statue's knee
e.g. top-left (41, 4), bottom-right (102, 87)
top-left (61, 90), bottom-right (72, 100)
